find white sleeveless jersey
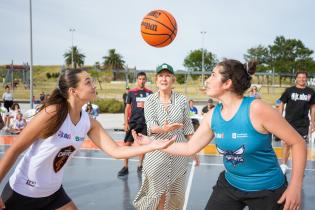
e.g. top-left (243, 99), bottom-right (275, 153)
top-left (9, 111), bottom-right (91, 197)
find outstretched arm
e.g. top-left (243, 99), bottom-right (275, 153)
top-left (88, 119), bottom-right (174, 159)
top-left (162, 110), bottom-right (214, 156)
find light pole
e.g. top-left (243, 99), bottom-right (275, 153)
top-left (69, 28), bottom-right (76, 69)
top-left (29, 0), bottom-right (34, 109)
top-left (201, 31), bottom-right (207, 87)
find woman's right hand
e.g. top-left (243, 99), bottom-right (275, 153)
top-left (0, 197), bottom-right (5, 209)
top-left (150, 136), bottom-right (176, 150)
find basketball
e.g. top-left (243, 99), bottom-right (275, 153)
top-left (141, 9), bottom-right (177, 48)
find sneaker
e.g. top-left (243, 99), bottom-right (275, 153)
top-left (280, 164), bottom-right (289, 174)
top-left (118, 167), bottom-right (129, 176)
top-left (137, 165), bottom-right (143, 173)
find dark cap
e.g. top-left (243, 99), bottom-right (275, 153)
top-left (207, 98), bottom-right (213, 103)
top-left (156, 63), bottom-right (174, 75)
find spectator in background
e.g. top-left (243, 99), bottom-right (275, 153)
top-left (85, 102), bottom-right (98, 119)
top-left (189, 99), bottom-right (198, 114)
top-left (278, 71), bottom-right (315, 174)
top-left (189, 99), bottom-right (200, 131)
top-left (117, 72), bottom-right (153, 177)
top-left (202, 98), bottom-right (215, 115)
top-left (249, 85), bottom-right (261, 99)
top-left (123, 87), bottom-right (130, 110)
top-left (4, 102), bottom-right (20, 129)
top-left (2, 85), bottom-right (14, 112)
top-left (9, 112), bottom-right (27, 134)
top-left (39, 91), bottom-right (45, 103)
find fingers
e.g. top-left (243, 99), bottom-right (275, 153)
top-left (131, 129), bottom-right (137, 140)
top-left (277, 193), bottom-right (285, 204)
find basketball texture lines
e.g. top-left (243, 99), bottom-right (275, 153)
top-left (141, 10), bottom-right (177, 48)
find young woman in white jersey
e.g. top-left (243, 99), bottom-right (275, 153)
top-left (0, 69), bottom-right (174, 210)
top-left (133, 59), bottom-right (306, 210)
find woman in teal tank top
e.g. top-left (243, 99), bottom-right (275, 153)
top-left (133, 59), bottom-right (306, 210)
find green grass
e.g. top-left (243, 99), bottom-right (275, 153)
top-left (0, 66), bottom-right (294, 105)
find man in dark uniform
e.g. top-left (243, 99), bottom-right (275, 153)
top-left (279, 71), bottom-right (315, 174)
top-left (118, 72), bottom-right (152, 176)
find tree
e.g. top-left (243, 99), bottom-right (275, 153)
top-left (103, 49), bottom-right (125, 80)
top-left (63, 46), bottom-right (85, 69)
top-left (89, 70), bottom-right (103, 90)
top-left (244, 45), bottom-right (270, 72)
top-left (183, 49), bottom-right (217, 80)
top-left (269, 36), bottom-right (314, 74)
top-left (175, 74), bottom-right (186, 84)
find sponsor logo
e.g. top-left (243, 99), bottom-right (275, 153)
top-left (217, 145), bottom-right (245, 167)
top-left (141, 21), bottom-right (157, 31)
top-left (53, 145), bottom-right (76, 173)
top-left (215, 133), bottom-right (224, 139)
top-left (57, 131), bottom-right (71, 140)
top-left (26, 179), bottom-right (36, 187)
top-left (75, 136), bottom-right (85, 142)
top-left (231, 133), bottom-right (248, 139)
top-left (290, 93), bottom-right (311, 102)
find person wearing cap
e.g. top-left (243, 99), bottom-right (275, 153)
top-left (201, 98), bottom-right (215, 115)
top-left (133, 59), bottom-right (306, 210)
top-left (133, 63), bottom-right (199, 210)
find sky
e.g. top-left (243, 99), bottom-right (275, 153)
top-left (0, 0), bottom-right (315, 71)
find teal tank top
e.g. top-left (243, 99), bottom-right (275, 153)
top-left (211, 97), bottom-right (284, 191)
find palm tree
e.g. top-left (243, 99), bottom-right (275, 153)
top-left (103, 49), bottom-right (125, 80)
top-left (64, 46), bottom-right (86, 69)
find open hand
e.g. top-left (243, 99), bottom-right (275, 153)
top-left (151, 136), bottom-right (176, 150)
top-left (162, 122), bottom-right (183, 132)
top-left (277, 185), bottom-right (301, 210)
top-left (132, 130), bottom-right (152, 145)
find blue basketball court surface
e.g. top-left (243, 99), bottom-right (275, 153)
top-left (1, 128), bottom-right (314, 210)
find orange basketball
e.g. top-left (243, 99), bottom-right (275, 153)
top-left (141, 9), bottom-right (177, 48)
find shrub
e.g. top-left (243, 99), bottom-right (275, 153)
top-left (46, 72), bottom-right (51, 79)
top-left (94, 99), bottom-right (124, 113)
top-left (176, 74), bottom-right (186, 84)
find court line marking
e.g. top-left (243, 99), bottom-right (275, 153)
top-left (71, 156), bottom-right (315, 171)
top-left (0, 151), bottom-right (315, 171)
top-left (183, 161), bottom-right (196, 210)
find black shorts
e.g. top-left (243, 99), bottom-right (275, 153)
top-left (205, 171), bottom-right (287, 210)
top-left (1, 182), bottom-right (71, 210)
top-left (124, 122), bottom-right (147, 143)
top-left (294, 126), bottom-right (309, 140)
top-left (3, 100), bottom-right (13, 112)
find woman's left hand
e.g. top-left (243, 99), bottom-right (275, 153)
top-left (192, 154), bottom-right (200, 166)
top-left (277, 185), bottom-right (301, 210)
top-left (131, 130), bottom-right (152, 145)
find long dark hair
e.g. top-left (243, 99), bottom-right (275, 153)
top-left (38, 69), bottom-right (84, 138)
top-left (217, 59), bottom-right (257, 95)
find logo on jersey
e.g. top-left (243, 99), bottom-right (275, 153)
top-left (26, 179), bottom-right (36, 187)
top-left (53, 145), bottom-right (76, 173)
top-left (57, 131), bottom-right (71, 140)
top-left (214, 132), bottom-right (224, 139)
top-left (231, 133), bottom-right (248, 139)
top-left (75, 136), bottom-right (85, 142)
top-left (290, 93), bottom-right (311, 102)
top-left (217, 145), bottom-right (245, 167)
